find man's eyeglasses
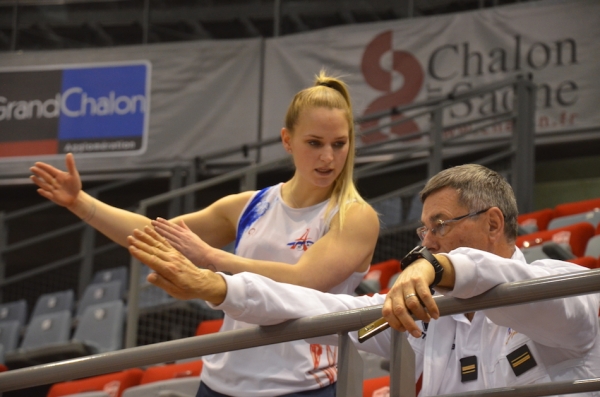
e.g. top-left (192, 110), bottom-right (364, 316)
top-left (416, 208), bottom-right (491, 241)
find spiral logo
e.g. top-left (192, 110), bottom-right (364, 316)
top-left (360, 31), bottom-right (424, 144)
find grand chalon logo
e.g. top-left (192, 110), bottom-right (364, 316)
top-left (0, 61), bottom-right (151, 159)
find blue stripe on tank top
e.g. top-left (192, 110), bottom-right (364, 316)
top-left (235, 186), bottom-right (272, 253)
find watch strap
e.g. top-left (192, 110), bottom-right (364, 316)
top-left (400, 245), bottom-right (444, 288)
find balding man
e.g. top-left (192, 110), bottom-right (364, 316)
top-left (130, 164), bottom-right (600, 396)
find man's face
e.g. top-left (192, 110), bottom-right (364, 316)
top-left (419, 187), bottom-right (490, 254)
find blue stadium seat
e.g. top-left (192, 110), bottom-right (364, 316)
top-left (92, 266), bottom-right (129, 298)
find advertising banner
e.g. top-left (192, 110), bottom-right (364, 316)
top-left (0, 62), bottom-right (150, 159)
top-left (0, 38), bottom-right (262, 176)
top-left (261, 0), bottom-right (600, 158)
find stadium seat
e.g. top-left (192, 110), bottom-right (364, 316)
top-left (372, 196), bottom-right (403, 229)
top-left (0, 344), bottom-right (6, 373)
top-left (363, 260), bottom-right (401, 295)
top-left (31, 289), bottom-right (75, 318)
top-left (0, 299), bottom-right (28, 327)
top-left (585, 235), bottom-right (600, 258)
top-left (121, 360), bottom-right (203, 397)
top-left (92, 267), bottom-right (129, 299)
top-left (567, 256), bottom-right (598, 269)
top-left (5, 310), bottom-right (72, 369)
top-left (196, 319), bottom-right (223, 336)
top-left (554, 198), bottom-right (600, 218)
top-left (47, 368), bottom-right (144, 397)
top-left (516, 222), bottom-right (595, 257)
top-left (77, 280), bottom-right (123, 317)
top-left (363, 375), bottom-right (389, 397)
top-left (518, 208), bottom-right (555, 232)
top-left (405, 194), bottom-right (423, 223)
top-left (0, 320), bottom-right (21, 354)
top-left (6, 301), bottom-right (124, 369)
top-left (547, 210), bottom-right (600, 231)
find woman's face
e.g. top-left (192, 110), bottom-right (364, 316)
top-left (282, 107), bottom-right (350, 189)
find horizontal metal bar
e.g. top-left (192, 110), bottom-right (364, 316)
top-left (139, 156), bottom-right (292, 208)
top-left (0, 253), bottom-right (83, 286)
top-left (2, 222), bottom-right (84, 253)
top-left (441, 377), bottom-right (600, 397)
top-left (1, 269), bottom-right (599, 392)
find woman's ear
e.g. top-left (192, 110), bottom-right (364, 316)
top-left (281, 128), bottom-right (292, 153)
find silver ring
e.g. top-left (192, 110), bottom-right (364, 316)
top-left (405, 293), bottom-right (418, 300)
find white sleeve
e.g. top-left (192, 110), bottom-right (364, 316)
top-left (437, 247), bottom-right (600, 354)
top-left (209, 271), bottom-right (392, 357)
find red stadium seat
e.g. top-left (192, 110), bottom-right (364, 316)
top-left (196, 319), bottom-right (224, 336)
top-left (0, 364), bottom-right (7, 372)
top-left (363, 375), bottom-right (389, 397)
top-left (140, 360), bottom-right (203, 385)
top-left (364, 259), bottom-right (401, 292)
top-left (567, 256), bottom-right (599, 269)
top-left (554, 198), bottom-right (600, 218)
top-left (47, 368), bottom-right (143, 397)
top-left (516, 222), bottom-right (595, 257)
top-left (518, 208), bottom-right (555, 232)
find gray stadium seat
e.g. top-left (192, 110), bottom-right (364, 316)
top-left (584, 235), bottom-right (600, 258)
top-left (547, 210), bottom-right (600, 230)
top-left (92, 266), bottom-right (129, 298)
top-left (0, 320), bottom-right (21, 354)
top-left (5, 301), bottom-right (125, 369)
top-left (521, 242), bottom-right (575, 263)
top-left (77, 280), bottom-right (123, 317)
top-left (73, 300), bottom-right (124, 353)
top-left (31, 289), bottom-right (75, 318)
top-left (405, 193), bottom-right (423, 223)
top-left (20, 310), bottom-right (71, 350)
top-left (0, 299), bottom-right (27, 327)
top-left (371, 195), bottom-right (403, 229)
top-left (521, 246), bottom-right (550, 263)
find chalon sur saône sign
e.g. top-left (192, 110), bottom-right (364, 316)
top-left (0, 61), bottom-right (151, 160)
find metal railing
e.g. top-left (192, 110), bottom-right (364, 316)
top-left (1, 268), bottom-right (599, 396)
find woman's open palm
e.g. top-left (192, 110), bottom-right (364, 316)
top-left (30, 153), bottom-right (82, 207)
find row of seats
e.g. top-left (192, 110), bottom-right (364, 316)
top-left (518, 197), bottom-right (600, 233)
top-left (517, 198), bottom-right (600, 268)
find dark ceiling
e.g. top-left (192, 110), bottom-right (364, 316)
top-left (0, 0), bottom-right (531, 51)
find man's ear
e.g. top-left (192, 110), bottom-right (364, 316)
top-left (281, 128), bottom-right (292, 153)
top-left (487, 207), bottom-right (505, 241)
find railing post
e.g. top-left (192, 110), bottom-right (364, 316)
top-left (389, 330), bottom-right (415, 397)
top-left (125, 205), bottom-right (146, 349)
top-left (336, 332), bottom-right (363, 397)
top-left (183, 161), bottom-right (196, 214)
top-left (240, 167), bottom-right (257, 192)
top-left (0, 211), bottom-right (6, 303)
top-left (77, 225), bottom-right (96, 299)
top-left (168, 166), bottom-right (186, 218)
top-left (511, 76), bottom-right (536, 214)
top-left (429, 106), bottom-right (444, 179)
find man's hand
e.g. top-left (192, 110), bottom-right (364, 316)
top-left (127, 226), bottom-right (227, 305)
top-left (382, 258), bottom-right (440, 338)
top-left (151, 217), bottom-right (217, 271)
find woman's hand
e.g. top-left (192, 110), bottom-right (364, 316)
top-left (29, 153), bottom-right (82, 208)
top-left (151, 217), bottom-right (218, 271)
top-left (127, 226), bottom-right (227, 305)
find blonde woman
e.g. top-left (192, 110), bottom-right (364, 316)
top-left (30, 72), bottom-right (379, 397)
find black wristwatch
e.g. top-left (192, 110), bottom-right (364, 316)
top-left (400, 245), bottom-right (444, 288)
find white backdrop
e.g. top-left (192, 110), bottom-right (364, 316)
top-left (261, 0), bottom-right (600, 159)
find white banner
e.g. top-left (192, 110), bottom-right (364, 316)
top-left (261, 0), bottom-right (600, 158)
top-left (0, 38), bottom-right (262, 176)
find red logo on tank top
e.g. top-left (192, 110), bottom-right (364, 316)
top-left (287, 229), bottom-right (314, 251)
